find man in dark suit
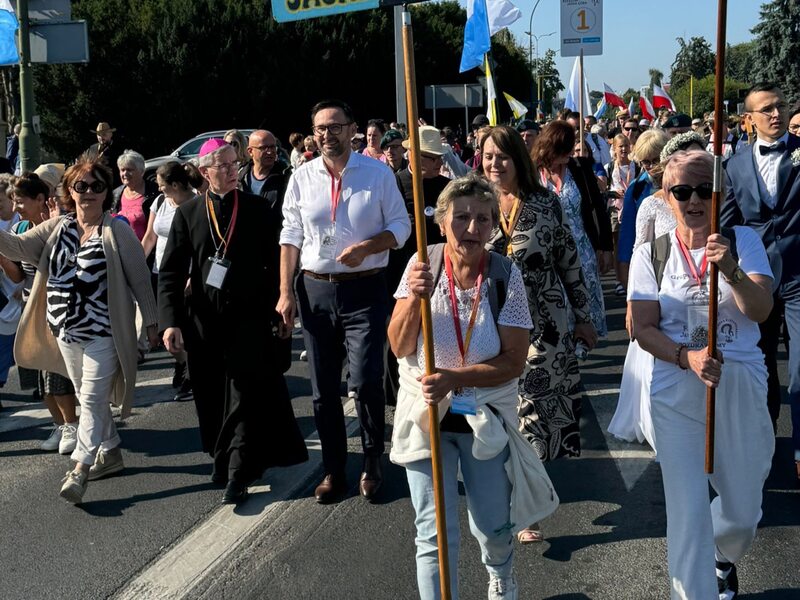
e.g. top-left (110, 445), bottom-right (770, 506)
top-left (721, 82), bottom-right (800, 483)
top-left (159, 138), bottom-right (307, 504)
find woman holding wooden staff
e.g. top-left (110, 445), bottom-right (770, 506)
top-left (628, 150), bottom-right (774, 598)
top-left (388, 173), bottom-right (558, 600)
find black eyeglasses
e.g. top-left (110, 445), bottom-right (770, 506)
top-left (72, 180), bottom-right (107, 194)
top-left (250, 144), bottom-right (277, 152)
top-left (669, 183), bottom-right (713, 202)
top-left (623, 127), bottom-right (639, 132)
top-left (312, 122), bottom-right (352, 136)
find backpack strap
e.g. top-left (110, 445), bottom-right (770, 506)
top-left (428, 244), bottom-right (512, 322)
top-left (650, 233), bottom-right (672, 290)
top-left (486, 251), bottom-right (512, 322)
top-left (650, 228), bottom-right (738, 291)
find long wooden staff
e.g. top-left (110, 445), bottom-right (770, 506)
top-left (401, 7), bottom-right (452, 599)
top-left (706, 0), bottom-right (728, 474)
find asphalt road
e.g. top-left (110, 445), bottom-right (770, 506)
top-left (0, 280), bottom-right (798, 600)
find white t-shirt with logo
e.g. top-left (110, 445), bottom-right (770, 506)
top-left (628, 225), bottom-right (772, 396)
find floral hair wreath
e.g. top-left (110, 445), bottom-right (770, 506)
top-left (659, 131), bottom-right (707, 164)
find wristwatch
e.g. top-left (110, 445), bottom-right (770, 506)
top-left (724, 266), bottom-right (746, 285)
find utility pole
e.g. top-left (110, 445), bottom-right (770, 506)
top-left (16, 0), bottom-right (40, 171)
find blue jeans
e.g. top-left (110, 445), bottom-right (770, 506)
top-left (405, 432), bottom-right (513, 600)
top-left (0, 333), bottom-right (15, 385)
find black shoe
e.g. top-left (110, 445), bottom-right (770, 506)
top-left (717, 561), bottom-right (738, 598)
top-left (172, 362), bottom-right (187, 389)
top-left (222, 480), bottom-right (249, 504)
top-left (173, 378), bottom-right (193, 402)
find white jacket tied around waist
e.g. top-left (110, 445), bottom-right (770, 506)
top-left (390, 355), bottom-right (560, 533)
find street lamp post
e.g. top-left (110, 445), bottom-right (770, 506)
top-left (525, 0), bottom-right (543, 107)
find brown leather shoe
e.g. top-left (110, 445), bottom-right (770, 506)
top-left (314, 474), bottom-right (347, 504)
top-left (359, 455), bottom-right (383, 501)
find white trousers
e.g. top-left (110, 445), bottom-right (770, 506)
top-left (650, 361), bottom-right (774, 600)
top-left (57, 337), bottom-right (121, 465)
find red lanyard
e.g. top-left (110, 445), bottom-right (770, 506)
top-left (325, 164), bottom-right (344, 223)
top-left (205, 190), bottom-right (239, 258)
top-left (444, 250), bottom-right (485, 365)
top-left (676, 234), bottom-right (708, 287)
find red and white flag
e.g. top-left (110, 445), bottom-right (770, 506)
top-left (603, 83), bottom-right (627, 108)
top-left (652, 82), bottom-right (676, 111)
top-left (639, 95), bottom-right (655, 120)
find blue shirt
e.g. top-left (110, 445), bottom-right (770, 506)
top-left (617, 171), bottom-right (653, 263)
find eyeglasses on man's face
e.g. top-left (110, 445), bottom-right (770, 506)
top-left (624, 127), bottom-right (639, 133)
top-left (312, 122), bottom-right (352, 136)
top-left (207, 161), bottom-right (240, 173)
top-left (750, 103), bottom-right (788, 117)
top-left (250, 144), bottom-right (277, 153)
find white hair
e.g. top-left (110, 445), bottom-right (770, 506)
top-left (117, 149), bottom-right (145, 171)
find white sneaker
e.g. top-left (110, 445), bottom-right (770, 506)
top-left (59, 423), bottom-right (78, 455)
top-left (488, 574), bottom-right (518, 600)
top-left (40, 424), bottom-right (63, 451)
top-left (88, 447), bottom-right (124, 481)
top-left (59, 470), bottom-right (88, 504)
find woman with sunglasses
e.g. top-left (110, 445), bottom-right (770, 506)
top-left (628, 150), bottom-right (774, 599)
top-left (0, 157), bottom-right (158, 504)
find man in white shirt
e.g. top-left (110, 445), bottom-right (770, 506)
top-left (721, 82), bottom-right (800, 484)
top-left (278, 99), bottom-right (411, 503)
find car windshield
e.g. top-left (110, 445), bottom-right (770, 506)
top-left (176, 135), bottom-right (213, 157)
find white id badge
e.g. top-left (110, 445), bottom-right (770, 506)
top-left (450, 387), bottom-right (477, 416)
top-left (687, 287), bottom-right (710, 348)
top-left (319, 226), bottom-right (338, 260)
top-left (206, 256), bottom-right (231, 290)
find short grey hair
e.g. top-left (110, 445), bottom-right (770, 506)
top-left (434, 172), bottom-right (499, 227)
top-left (117, 149), bottom-right (145, 171)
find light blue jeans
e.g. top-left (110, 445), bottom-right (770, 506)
top-left (405, 431), bottom-right (513, 600)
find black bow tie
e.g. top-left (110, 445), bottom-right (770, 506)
top-left (759, 141), bottom-right (786, 155)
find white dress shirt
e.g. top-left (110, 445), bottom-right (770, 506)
top-left (753, 132), bottom-right (789, 209)
top-left (280, 151), bottom-right (411, 274)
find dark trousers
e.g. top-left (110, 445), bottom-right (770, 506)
top-left (759, 280), bottom-right (800, 453)
top-left (296, 271), bottom-right (389, 477)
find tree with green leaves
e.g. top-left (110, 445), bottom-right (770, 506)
top-left (531, 49), bottom-right (563, 116)
top-left (670, 36), bottom-right (715, 90)
top-left (726, 41), bottom-right (755, 84)
top-left (648, 68), bottom-right (664, 88)
top-left (751, 0), bottom-right (800, 101)
top-left (31, 0), bottom-right (532, 161)
top-left (669, 74), bottom-right (749, 118)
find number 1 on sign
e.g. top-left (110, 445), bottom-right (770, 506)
top-left (577, 9), bottom-right (589, 30)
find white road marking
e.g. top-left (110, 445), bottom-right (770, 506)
top-left (113, 400), bottom-right (358, 600)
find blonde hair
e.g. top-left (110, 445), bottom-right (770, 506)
top-left (632, 129), bottom-right (670, 163)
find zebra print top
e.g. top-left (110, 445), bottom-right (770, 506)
top-left (46, 215), bottom-right (112, 342)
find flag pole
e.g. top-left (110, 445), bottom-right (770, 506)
top-left (401, 6), bottom-right (452, 598)
top-left (578, 48), bottom-right (585, 156)
top-left (706, 0), bottom-right (728, 474)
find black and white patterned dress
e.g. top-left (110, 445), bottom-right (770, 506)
top-left (46, 216), bottom-right (112, 343)
top-left (489, 190), bottom-right (593, 461)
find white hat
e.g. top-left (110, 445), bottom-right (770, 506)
top-left (402, 125), bottom-right (446, 156)
top-left (639, 119), bottom-right (651, 127)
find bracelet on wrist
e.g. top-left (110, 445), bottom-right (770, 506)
top-left (675, 344), bottom-right (687, 370)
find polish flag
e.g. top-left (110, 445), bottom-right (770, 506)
top-left (639, 95), bottom-right (655, 121)
top-left (603, 83), bottom-right (627, 108)
top-left (652, 82), bottom-right (676, 111)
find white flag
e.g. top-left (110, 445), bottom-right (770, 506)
top-left (487, 0), bottom-right (522, 36)
top-left (564, 56), bottom-right (590, 114)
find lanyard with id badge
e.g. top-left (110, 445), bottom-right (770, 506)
top-left (445, 250), bottom-right (486, 416)
top-left (498, 197), bottom-right (521, 256)
top-left (205, 191), bottom-right (239, 290)
top-left (677, 235), bottom-right (710, 348)
top-left (320, 165), bottom-right (344, 260)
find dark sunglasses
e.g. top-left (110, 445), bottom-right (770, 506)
top-left (669, 183), bottom-right (713, 202)
top-left (623, 127), bottom-right (639, 132)
top-left (72, 180), bottom-right (107, 194)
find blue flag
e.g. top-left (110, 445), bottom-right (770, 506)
top-left (460, 0), bottom-right (490, 73)
top-left (0, 1), bottom-right (19, 66)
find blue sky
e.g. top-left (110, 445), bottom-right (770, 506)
top-left (479, 0), bottom-right (765, 94)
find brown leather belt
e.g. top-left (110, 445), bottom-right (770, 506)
top-left (302, 267), bottom-right (383, 282)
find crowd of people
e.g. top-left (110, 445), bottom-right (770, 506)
top-left (0, 81), bottom-right (797, 600)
